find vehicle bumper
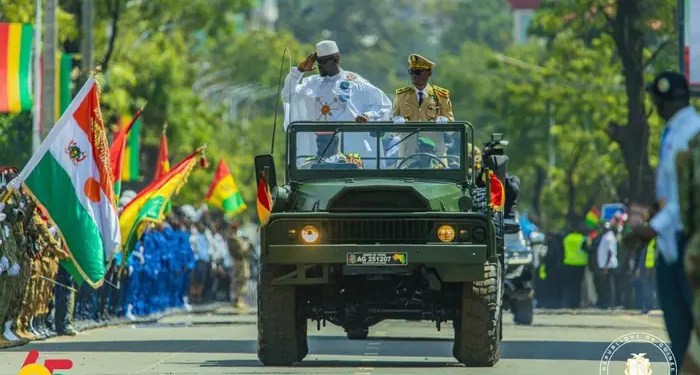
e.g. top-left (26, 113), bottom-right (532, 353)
top-left (262, 243), bottom-right (488, 282)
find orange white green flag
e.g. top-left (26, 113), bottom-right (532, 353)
top-left (8, 77), bottom-right (120, 288)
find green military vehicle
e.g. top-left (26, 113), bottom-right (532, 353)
top-left (255, 122), bottom-right (505, 367)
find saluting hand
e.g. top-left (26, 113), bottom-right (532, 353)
top-left (298, 52), bottom-right (317, 72)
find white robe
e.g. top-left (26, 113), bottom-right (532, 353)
top-left (282, 67), bottom-right (392, 168)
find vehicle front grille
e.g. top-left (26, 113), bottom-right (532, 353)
top-left (320, 218), bottom-right (434, 244)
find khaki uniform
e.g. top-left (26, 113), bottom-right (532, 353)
top-left (681, 133), bottom-right (700, 374)
top-left (226, 232), bottom-right (250, 308)
top-left (393, 83), bottom-right (454, 159)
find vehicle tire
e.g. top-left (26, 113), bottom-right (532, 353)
top-left (453, 262), bottom-right (502, 367)
top-left (257, 264), bottom-right (307, 365)
top-left (512, 298), bottom-right (534, 326)
top-left (346, 327), bottom-right (369, 340)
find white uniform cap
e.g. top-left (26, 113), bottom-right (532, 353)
top-left (316, 40), bottom-right (339, 57)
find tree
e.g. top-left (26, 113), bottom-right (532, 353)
top-left (530, 0), bottom-right (677, 205)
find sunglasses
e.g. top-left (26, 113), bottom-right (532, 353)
top-left (409, 69), bottom-right (429, 75)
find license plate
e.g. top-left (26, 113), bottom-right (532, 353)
top-left (346, 252), bottom-right (408, 266)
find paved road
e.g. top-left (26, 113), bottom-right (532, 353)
top-left (0, 308), bottom-right (672, 374)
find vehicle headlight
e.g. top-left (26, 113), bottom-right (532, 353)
top-left (300, 225), bottom-right (320, 244)
top-left (437, 225), bottom-right (456, 243)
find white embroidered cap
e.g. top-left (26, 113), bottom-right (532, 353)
top-left (316, 40), bottom-right (339, 57)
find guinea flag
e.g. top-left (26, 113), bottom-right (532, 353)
top-left (585, 207), bottom-right (601, 229)
top-left (9, 77), bottom-right (120, 288)
top-left (256, 174), bottom-right (272, 225)
top-left (205, 159), bottom-right (247, 216)
top-left (0, 23), bottom-right (33, 113)
top-left (119, 148), bottom-right (203, 262)
top-left (119, 114), bottom-right (141, 182)
top-left (488, 171), bottom-right (505, 211)
top-left (109, 109), bottom-right (143, 200)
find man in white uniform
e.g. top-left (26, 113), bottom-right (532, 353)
top-left (282, 40), bottom-right (392, 168)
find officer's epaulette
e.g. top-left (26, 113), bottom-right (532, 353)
top-left (396, 86), bottom-right (414, 95)
top-left (432, 85), bottom-right (450, 98)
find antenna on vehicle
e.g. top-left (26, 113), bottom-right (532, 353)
top-left (271, 47), bottom-right (292, 155)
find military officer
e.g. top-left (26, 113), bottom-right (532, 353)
top-left (283, 40), bottom-right (392, 169)
top-left (393, 54), bottom-right (454, 159)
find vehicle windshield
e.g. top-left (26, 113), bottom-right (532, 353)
top-left (289, 123), bottom-right (472, 176)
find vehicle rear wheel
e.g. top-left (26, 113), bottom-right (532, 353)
top-left (453, 262), bottom-right (502, 367)
top-left (512, 297), bottom-right (534, 326)
top-left (257, 264), bottom-right (307, 365)
top-left (346, 327), bottom-right (369, 340)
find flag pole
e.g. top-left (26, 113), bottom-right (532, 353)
top-left (32, 0), bottom-right (43, 152)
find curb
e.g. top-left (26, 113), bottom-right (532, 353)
top-left (0, 302), bottom-right (226, 350)
top-left (535, 308), bottom-right (663, 316)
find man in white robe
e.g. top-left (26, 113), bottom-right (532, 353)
top-left (282, 40), bottom-right (392, 168)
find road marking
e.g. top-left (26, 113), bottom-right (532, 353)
top-left (353, 373), bottom-right (372, 375)
top-left (367, 342), bottom-right (381, 346)
top-left (363, 352), bottom-right (379, 356)
top-left (358, 367), bottom-right (374, 370)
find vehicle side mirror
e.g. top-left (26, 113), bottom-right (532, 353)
top-left (529, 232), bottom-right (545, 245)
top-left (255, 154), bottom-right (277, 189)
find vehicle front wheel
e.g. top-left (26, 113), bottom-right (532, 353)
top-left (257, 264), bottom-right (308, 365)
top-left (453, 262), bottom-right (502, 367)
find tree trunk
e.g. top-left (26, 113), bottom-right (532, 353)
top-left (604, 0), bottom-right (656, 205)
top-left (532, 165), bottom-right (547, 217)
top-left (565, 148), bottom-right (584, 228)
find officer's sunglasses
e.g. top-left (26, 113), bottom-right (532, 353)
top-left (409, 69), bottom-right (428, 76)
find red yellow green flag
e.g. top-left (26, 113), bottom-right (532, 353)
top-left (257, 174), bottom-right (272, 225)
top-left (488, 171), bottom-right (505, 211)
top-left (109, 110), bottom-right (143, 199)
top-left (119, 148), bottom-right (204, 262)
top-left (54, 53), bottom-right (73, 120)
top-left (0, 23), bottom-right (33, 113)
top-left (153, 129), bottom-right (170, 181)
top-left (118, 114), bottom-right (141, 182)
top-left (205, 159), bottom-right (247, 216)
top-left (585, 207), bottom-right (601, 229)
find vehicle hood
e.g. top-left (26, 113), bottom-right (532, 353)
top-left (291, 178), bottom-right (464, 212)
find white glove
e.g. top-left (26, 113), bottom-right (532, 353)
top-left (7, 263), bottom-right (20, 277)
top-left (0, 213), bottom-right (6, 223)
top-left (392, 116), bottom-right (406, 124)
top-left (128, 265), bottom-right (134, 276)
top-left (0, 256), bottom-right (8, 273)
top-left (435, 116), bottom-right (449, 123)
top-left (49, 226), bottom-right (58, 236)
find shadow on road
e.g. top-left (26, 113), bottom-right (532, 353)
top-left (199, 359), bottom-right (462, 368)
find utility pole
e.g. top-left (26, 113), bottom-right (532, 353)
top-left (80, 0), bottom-right (95, 78)
top-left (40, 0), bottom-right (56, 138)
top-left (32, 0), bottom-right (42, 152)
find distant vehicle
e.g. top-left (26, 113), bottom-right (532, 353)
top-left (254, 122), bottom-right (506, 367)
top-left (503, 229), bottom-right (535, 325)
